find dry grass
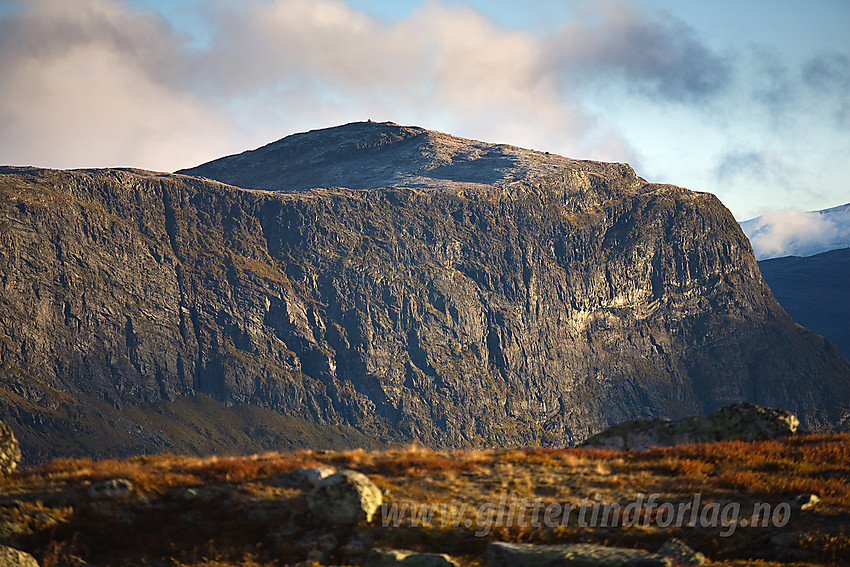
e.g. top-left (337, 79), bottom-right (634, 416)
top-left (626, 433), bottom-right (850, 507)
top-left (0, 433), bottom-right (848, 566)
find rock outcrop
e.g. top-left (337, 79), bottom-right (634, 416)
top-left (0, 545), bottom-right (40, 567)
top-left (278, 466), bottom-right (336, 489)
top-left (582, 402), bottom-right (800, 450)
top-left (1, 121), bottom-right (850, 462)
top-left (306, 469), bottom-right (382, 525)
top-left (0, 421), bottom-right (21, 475)
top-left (486, 541), bottom-right (672, 567)
top-left (658, 538), bottom-right (707, 566)
top-left (87, 479), bottom-right (135, 500)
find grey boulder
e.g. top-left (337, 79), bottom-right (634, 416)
top-left (0, 545), bottom-right (40, 567)
top-left (582, 402), bottom-right (800, 451)
top-left (486, 541), bottom-right (671, 566)
top-left (306, 469), bottom-right (382, 525)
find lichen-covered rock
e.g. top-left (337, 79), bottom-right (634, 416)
top-left (709, 402), bottom-right (799, 441)
top-left (658, 538), bottom-right (707, 566)
top-left (306, 470), bottom-right (382, 525)
top-left (278, 466), bottom-right (336, 489)
top-left (582, 402), bottom-right (800, 450)
top-left (486, 541), bottom-right (671, 567)
top-left (0, 421), bottom-right (21, 475)
top-left (0, 545), bottom-right (40, 567)
top-left (87, 478), bottom-right (134, 500)
top-left (366, 548), bottom-right (459, 567)
top-left (786, 493), bottom-right (820, 511)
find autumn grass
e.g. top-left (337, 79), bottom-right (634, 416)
top-left (0, 434), bottom-right (848, 566)
top-left (627, 433), bottom-right (850, 507)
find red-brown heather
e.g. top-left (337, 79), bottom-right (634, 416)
top-left (1, 433), bottom-right (848, 566)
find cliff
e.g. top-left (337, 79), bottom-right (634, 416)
top-left (1, 121), bottom-right (848, 463)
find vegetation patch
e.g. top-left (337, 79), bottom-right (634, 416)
top-left (0, 434), bottom-right (846, 566)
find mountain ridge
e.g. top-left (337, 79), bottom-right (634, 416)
top-left (758, 247), bottom-right (850, 359)
top-left (2, 122), bottom-right (849, 464)
top-left (740, 201), bottom-right (850, 260)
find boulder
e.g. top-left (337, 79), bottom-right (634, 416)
top-left (0, 545), bottom-right (40, 567)
top-left (366, 548), bottom-right (460, 567)
top-left (582, 402), bottom-right (799, 450)
top-left (278, 466), bottom-right (336, 489)
top-left (486, 542), bottom-right (671, 567)
top-left (709, 403), bottom-right (799, 441)
top-left (785, 493), bottom-right (819, 511)
top-left (306, 469), bottom-right (382, 525)
top-left (658, 538), bottom-right (707, 566)
top-left (0, 421), bottom-right (21, 476)
top-left (87, 478), bottom-right (134, 500)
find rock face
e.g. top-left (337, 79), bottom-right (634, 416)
top-left (1, 121), bottom-right (850, 462)
top-left (0, 545), bottom-right (40, 567)
top-left (0, 421), bottom-right (21, 475)
top-left (306, 469), bottom-right (383, 525)
top-left (582, 402), bottom-right (800, 450)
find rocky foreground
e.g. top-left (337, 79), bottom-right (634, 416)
top-left (0, 428), bottom-right (848, 566)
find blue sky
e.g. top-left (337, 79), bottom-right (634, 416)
top-left (1, 0), bottom-right (848, 220)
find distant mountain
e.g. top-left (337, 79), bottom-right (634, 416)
top-left (2, 121), bottom-right (849, 464)
top-left (740, 203), bottom-right (850, 260)
top-left (758, 248), bottom-right (850, 359)
top-left (742, 204), bottom-right (850, 363)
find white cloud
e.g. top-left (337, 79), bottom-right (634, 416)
top-left (740, 206), bottom-right (850, 260)
top-left (0, 0), bottom-right (736, 172)
top-left (0, 0), bottom-right (236, 169)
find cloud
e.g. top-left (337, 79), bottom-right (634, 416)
top-left (0, 0), bottom-right (738, 171)
top-left (0, 0), bottom-right (236, 169)
top-left (715, 150), bottom-right (768, 183)
top-left (740, 207), bottom-right (850, 260)
top-left (803, 53), bottom-right (850, 125)
top-left (713, 148), bottom-right (808, 200)
top-left (803, 53), bottom-right (850, 90)
top-left (747, 49), bottom-right (797, 114)
top-left (543, 2), bottom-right (731, 103)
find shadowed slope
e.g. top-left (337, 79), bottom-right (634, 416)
top-left (758, 248), bottom-right (850, 359)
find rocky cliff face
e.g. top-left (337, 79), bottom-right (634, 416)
top-left (2, 121), bottom-right (849, 463)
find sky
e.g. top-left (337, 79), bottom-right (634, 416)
top-left (0, 0), bottom-right (848, 222)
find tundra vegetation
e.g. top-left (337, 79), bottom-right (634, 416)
top-left (0, 433), bottom-right (847, 566)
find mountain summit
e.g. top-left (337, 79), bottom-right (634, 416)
top-left (2, 122), bottom-right (849, 463)
top-left (179, 121), bottom-right (571, 192)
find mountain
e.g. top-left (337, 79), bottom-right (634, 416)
top-left (740, 203), bottom-right (850, 260)
top-left (2, 121), bottom-right (850, 464)
top-left (758, 248), bottom-right (850, 359)
top-left (740, 203), bottom-right (850, 364)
